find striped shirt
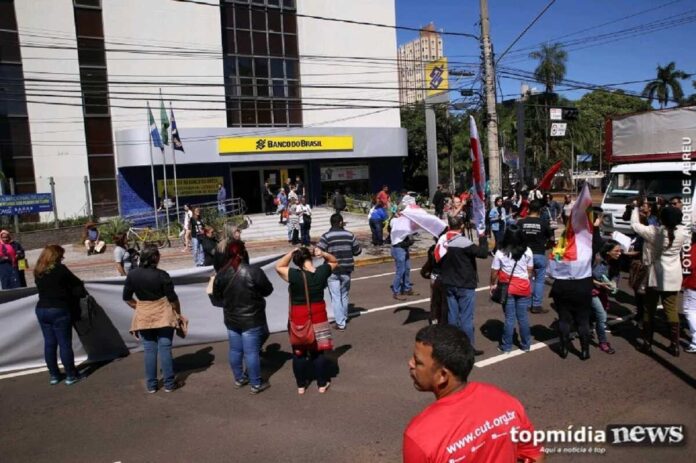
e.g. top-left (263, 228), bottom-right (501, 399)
top-left (318, 227), bottom-right (361, 274)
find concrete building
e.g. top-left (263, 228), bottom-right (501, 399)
top-left (397, 22), bottom-right (444, 105)
top-left (0, 0), bottom-right (405, 218)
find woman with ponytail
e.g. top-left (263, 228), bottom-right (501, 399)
top-left (631, 205), bottom-right (687, 356)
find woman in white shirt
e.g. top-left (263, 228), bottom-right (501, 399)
top-left (490, 224), bottom-right (534, 353)
top-left (296, 197), bottom-right (312, 245)
top-left (182, 205), bottom-right (193, 252)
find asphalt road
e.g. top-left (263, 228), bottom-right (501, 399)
top-left (1, 257), bottom-right (695, 462)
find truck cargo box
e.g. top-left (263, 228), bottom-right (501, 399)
top-left (605, 106), bottom-right (696, 163)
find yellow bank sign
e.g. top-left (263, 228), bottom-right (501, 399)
top-left (218, 136), bottom-right (354, 154)
top-left (425, 58), bottom-right (448, 97)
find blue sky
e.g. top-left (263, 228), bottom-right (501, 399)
top-left (395, 0), bottom-right (696, 103)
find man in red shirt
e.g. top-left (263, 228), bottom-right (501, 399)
top-left (403, 325), bottom-right (544, 463)
top-left (377, 185), bottom-right (391, 209)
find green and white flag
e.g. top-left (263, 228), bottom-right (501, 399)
top-left (159, 90), bottom-right (170, 145)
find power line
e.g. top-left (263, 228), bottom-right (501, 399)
top-left (170, 0), bottom-right (479, 39)
top-left (495, 0), bottom-right (556, 65)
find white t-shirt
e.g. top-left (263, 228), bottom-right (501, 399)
top-left (183, 210), bottom-right (192, 230)
top-left (491, 248), bottom-right (534, 296)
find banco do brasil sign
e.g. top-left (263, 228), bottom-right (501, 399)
top-left (218, 136), bottom-right (354, 155)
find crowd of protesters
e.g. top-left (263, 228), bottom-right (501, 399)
top-left (14, 175), bottom-right (695, 462)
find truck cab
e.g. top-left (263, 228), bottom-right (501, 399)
top-left (601, 162), bottom-right (694, 236)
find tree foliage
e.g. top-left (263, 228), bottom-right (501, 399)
top-left (642, 62), bottom-right (691, 109)
top-left (529, 43), bottom-right (568, 94)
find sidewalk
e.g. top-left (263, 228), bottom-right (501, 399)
top-left (21, 228), bottom-right (435, 286)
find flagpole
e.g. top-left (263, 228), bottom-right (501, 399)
top-left (170, 102), bottom-right (180, 223)
top-left (147, 103), bottom-right (159, 228)
top-left (161, 147), bottom-right (170, 237)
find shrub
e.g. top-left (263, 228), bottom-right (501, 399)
top-left (98, 217), bottom-right (132, 243)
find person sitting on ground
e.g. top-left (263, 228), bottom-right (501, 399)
top-left (213, 241), bottom-right (274, 394)
top-left (275, 247), bottom-right (338, 394)
top-left (403, 324), bottom-right (544, 463)
top-left (83, 222), bottom-right (105, 256)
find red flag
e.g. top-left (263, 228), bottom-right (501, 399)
top-left (536, 161), bottom-right (562, 191)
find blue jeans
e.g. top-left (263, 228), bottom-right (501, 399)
top-left (501, 295), bottom-right (532, 351)
top-left (0, 262), bottom-right (20, 289)
top-left (391, 246), bottom-right (412, 294)
top-left (35, 308), bottom-right (77, 378)
top-left (591, 296), bottom-right (608, 343)
top-left (369, 219), bottom-right (384, 245)
top-left (227, 325), bottom-right (265, 387)
top-left (532, 254), bottom-right (547, 307)
top-left (140, 327), bottom-right (175, 391)
top-left (492, 228), bottom-right (504, 251)
top-left (328, 273), bottom-right (351, 328)
top-left (446, 286), bottom-right (476, 345)
top-left (192, 236), bottom-right (204, 266)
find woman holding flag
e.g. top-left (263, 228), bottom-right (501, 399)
top-left (548, 184), bottom-right (597, 360)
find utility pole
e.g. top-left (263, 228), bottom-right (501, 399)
top-left (480, 0), bottom-right (501, 204)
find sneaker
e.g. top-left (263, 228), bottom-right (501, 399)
top-left (234, 378), bottom-right (249, 388)
top-left (250, 382), bottom-right (270, 394)
top-left (147, 388), bottom-right (158, 394)
top-left (684, 345), bottom-right (696, 354)
top-left (49, 376), bottom-right (62, 386)
top-left (392, 293), bottom-right (406, 301)
top-left (64, 375), bottom-right (82, 386)
top-left (402, 289), bottom-right (420, 296)
top-left (334, 325), bottom-right (346, 332)
top-left (530, 306), bottom-right (549, 314)
top-left (599, 342), bottom-right (616, 354)
top-left (474, 349), bottom-right (485, 356)
top-left (164, 383), bottom-right (179, 393)
top-left (496, 346), bottom-right (511, 354)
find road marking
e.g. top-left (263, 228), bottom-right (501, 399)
top-left (474, 340), bottom-right (556, 368)
top-left (352, 268), bottom-right (419, 281)
top-left (357, 286), bottom-right (491, 315)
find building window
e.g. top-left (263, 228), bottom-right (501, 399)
top-left (74, 8), bottom-right (104, 38)
top-left (80, 68), bottom-right (109, 115)
top-left (87, 155), bottom-right (115, 178)
top-left (84, 116), bottom-right (113, 154)
top-left (221, 1), bottom-right (301, 127)
top-left (0, 63), bottom-right (27, 116)
top-left (74, 0), bottom-right (101, 8)
top-left (77, 37), bottom-right (106, 67)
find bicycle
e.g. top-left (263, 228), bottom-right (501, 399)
top-left (126, 226), bottom-right (172, 250)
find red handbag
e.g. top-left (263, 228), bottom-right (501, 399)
top-left (288, 271), bottom-right (315, 346)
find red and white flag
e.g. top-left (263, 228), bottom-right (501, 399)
top-left (548, 183), bottom-right (594, 279)
top-left (470, 116), bottom-right (486, 234)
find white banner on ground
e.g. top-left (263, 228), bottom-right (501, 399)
top-left (0, 254), bottom-right (333, 374)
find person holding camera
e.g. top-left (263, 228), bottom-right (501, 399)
top-left (275, 247), bottom-right (338, 394)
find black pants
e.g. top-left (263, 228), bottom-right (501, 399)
top-left (300, 222), bottom-right (311, 245)
top-left (551, 277), bottom-right (592, 344)
top-left (292, 349), bottom-right (329, 387)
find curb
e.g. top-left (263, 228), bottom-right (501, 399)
top-left (354, 250), bottom-right (428, 267)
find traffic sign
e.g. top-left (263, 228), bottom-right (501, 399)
top-left (549, 108), bottom-right (562, 120)
top-left (550, 122), bottom-right (567, 137)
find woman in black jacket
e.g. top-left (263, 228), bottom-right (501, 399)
top-left (213, 241), bottom-right (274, 394)
top-left (34, 245), bottom-right (86, 385)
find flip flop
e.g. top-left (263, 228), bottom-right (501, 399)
top-left (318, 382), bottom-right (331, 394)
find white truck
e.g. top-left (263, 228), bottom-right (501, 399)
top-left (600, 106), bottom-right (695, 235)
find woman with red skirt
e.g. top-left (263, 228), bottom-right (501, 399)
top-left (276, 247), bottom-right (338, 394)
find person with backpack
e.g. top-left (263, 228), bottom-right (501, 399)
top-left (113, 233), bottom-right (137, 276)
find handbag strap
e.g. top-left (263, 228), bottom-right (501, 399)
top-left (497, 257), bottom-right (520, 290)
top-left (301, 270), bottom-right (313, 319)
top-left (288, 269), bottom-right (313, 319)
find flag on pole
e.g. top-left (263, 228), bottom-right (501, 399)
top-left (170, 104), bottom-right (185, 152)
top-left (389, 205), bottom-right (447, 246)
top-left (147, 103), bottom-right (164, 151)
top-left (536, 160), bottom-right (562, 191)
top-left (469, 115), bottom-right (486, 234)
top-left (548, 183), bottom-right (594, 279)
top-left (159, 90), bottom-right (170, 146)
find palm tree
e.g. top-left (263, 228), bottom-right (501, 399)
top-left (529, 43), bottom-right (568, 94)
top-left (642, 62), bottom-right (690, 109)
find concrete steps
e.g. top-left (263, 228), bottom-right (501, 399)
top-left (241, 207), bottom-right (370, 241)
